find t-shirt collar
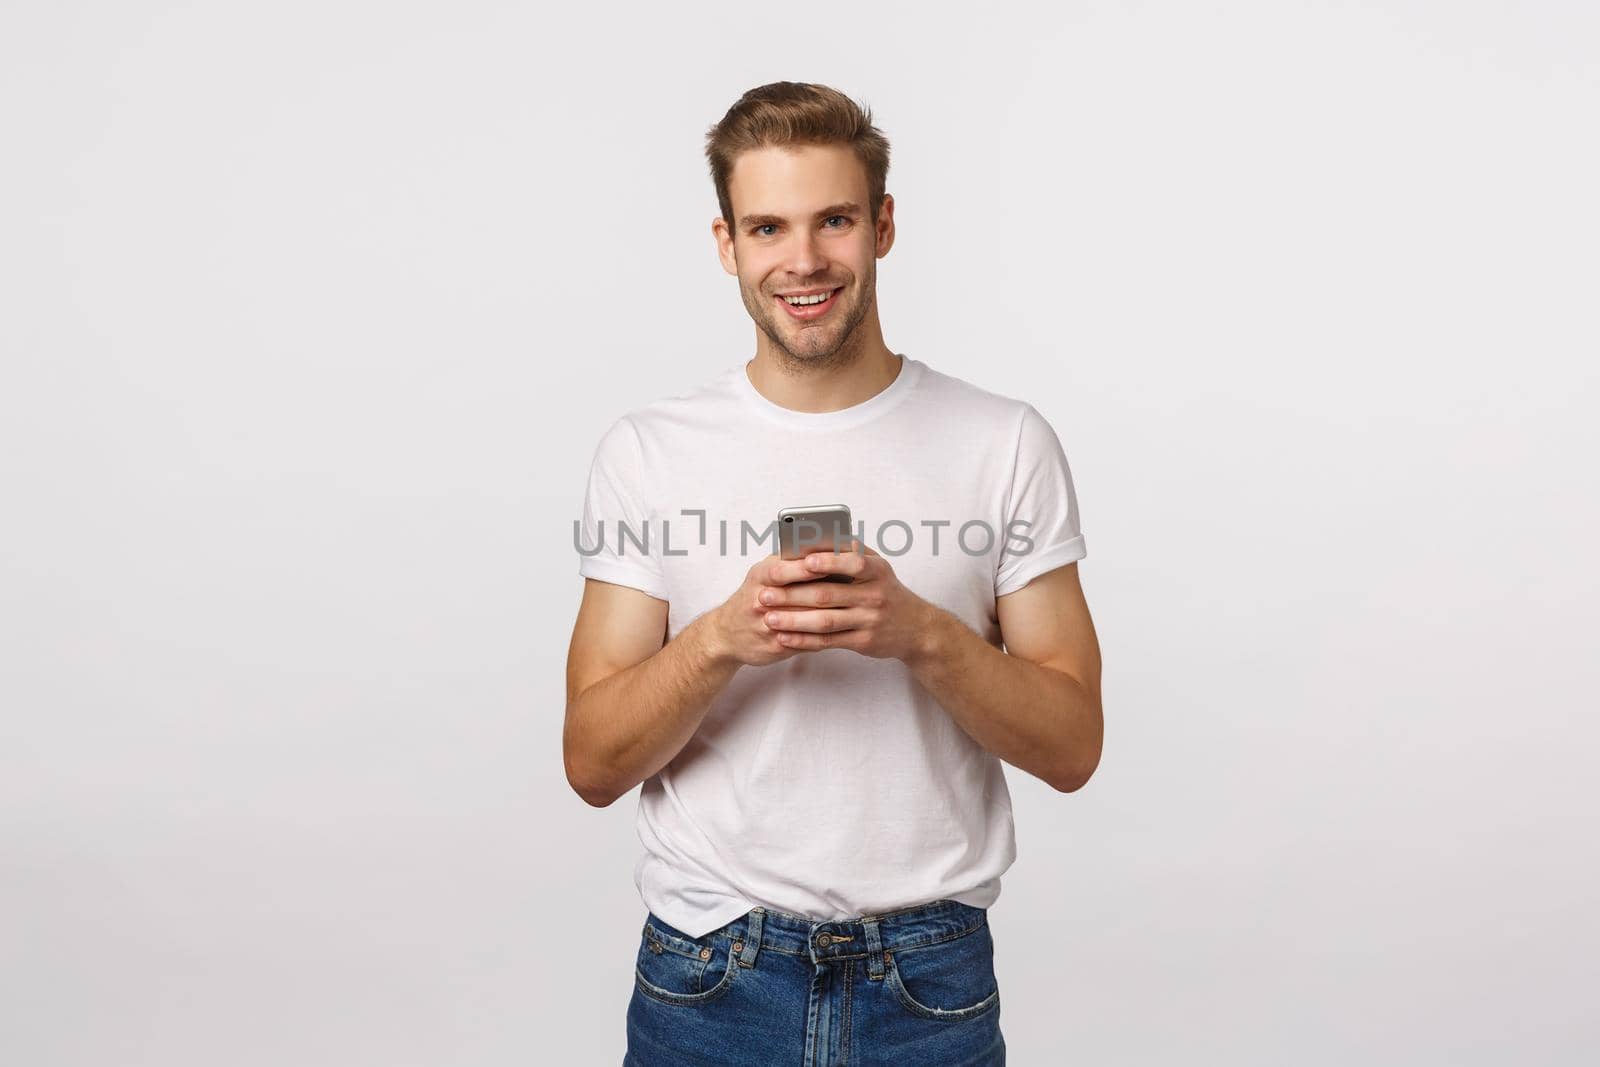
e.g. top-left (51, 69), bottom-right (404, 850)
top-left (735, 353), bottom-right (923, 431)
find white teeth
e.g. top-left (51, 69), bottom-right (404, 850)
top-left (782, 290), bottom-right (833, 306)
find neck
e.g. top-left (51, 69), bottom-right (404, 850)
top-left (746, 310), bottom-right (900, 414)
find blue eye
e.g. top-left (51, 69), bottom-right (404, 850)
top-left (824, 215), bottom-right (847, 228)
top-left (756, 224), bottom-right (778, 236)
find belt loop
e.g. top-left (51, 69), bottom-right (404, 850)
top-left (863, 916), bottom-right (885, 980)
top-left (736, 908), bottom-right (764, 968)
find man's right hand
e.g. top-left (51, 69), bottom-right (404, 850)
top-left (705, 555), bottom-right (811, 668)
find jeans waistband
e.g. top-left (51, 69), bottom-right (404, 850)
top-left (675, 898), bottom-right (988, 973)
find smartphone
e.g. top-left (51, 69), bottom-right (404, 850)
top-left (777, 504), bottom-right (855, 584)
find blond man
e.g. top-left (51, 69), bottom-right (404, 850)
top-left (567, 81), bottom-right (1103, 1066)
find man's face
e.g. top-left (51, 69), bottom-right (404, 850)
top-left (714, 143), bottom-right (893, 366)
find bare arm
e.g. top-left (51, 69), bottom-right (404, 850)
top-left (563, 558), bottom-right (805, 808)
top-left (908, 562), bottom-right (1102, 791)
top-left (762, 547), bottom-right (1103, 793)
top-left (563, 580), bottom-right (733, 807)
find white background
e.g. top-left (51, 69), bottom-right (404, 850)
top-left (3, 1), bottom-right (1597, 1063)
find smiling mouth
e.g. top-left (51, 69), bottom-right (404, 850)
top-left (774, 287), bottom-right (843, 320)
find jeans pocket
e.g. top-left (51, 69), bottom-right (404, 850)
top-left (884, 917), bottom-right (1000, 1022)
top-left (634, 914), bottom-right (737, 1007)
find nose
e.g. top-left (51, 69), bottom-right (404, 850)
top-left (785, 227), bottom-right (826, 279)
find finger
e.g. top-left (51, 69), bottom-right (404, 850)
top-left (760, 581), bottom-right (856, 608)
top-left (763, 608), bottom-right (868, 634)
top-left (774, 629), bottom-right (860, 651)
top-left (766, 557), bottom-right (840, 586)
top-left (803, 550), bottom-right (870, 579)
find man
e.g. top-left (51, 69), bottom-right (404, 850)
top-left (566, 81), bottom-right (1102, 1066)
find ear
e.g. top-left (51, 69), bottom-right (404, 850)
top-left (874, 193), bottom-right (896, 259)
top-left (712, 216), bottom-right (738, 276)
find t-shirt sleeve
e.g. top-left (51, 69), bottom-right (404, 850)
top-left (995, 402), bottom-right (1088, 598)
top-left (576, 416), bottom-right (669, 602)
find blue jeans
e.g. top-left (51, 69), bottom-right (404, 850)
top-left (625, 898), bottom-right (1005, 1066)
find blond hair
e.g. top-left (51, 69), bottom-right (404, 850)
top-left (705, 81), bottom-right (891, 227)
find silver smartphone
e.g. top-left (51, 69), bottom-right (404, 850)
top-left (777, 504), bottom-right (855, 584)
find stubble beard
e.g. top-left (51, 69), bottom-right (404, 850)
top-left (742, 262), bottom-right (877, 376)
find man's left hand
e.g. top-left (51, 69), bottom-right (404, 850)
top-left (758, 539), bottom-right (940, 662)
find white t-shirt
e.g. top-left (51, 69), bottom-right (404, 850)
top-left (576, 354), bottom-right (1087, 938)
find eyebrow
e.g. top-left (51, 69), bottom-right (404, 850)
top-left (736, 202), bottom-right (864, 230)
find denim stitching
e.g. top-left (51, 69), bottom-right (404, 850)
top-left (885, 953), bottom-right (999, 1022)
top-left (634, 943), bottom-right (738, 1008)
top-left (882, 927), bottom-right (999, 1022)
top-left (651, 903), bottom-right (987, 961)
